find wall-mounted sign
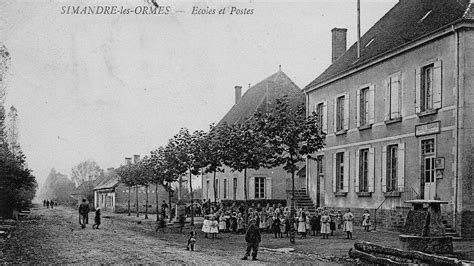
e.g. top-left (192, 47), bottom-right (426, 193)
top-left (415, 121), bottom-right (440, 137)
top-left (435, 157), bottom-right (445, 170)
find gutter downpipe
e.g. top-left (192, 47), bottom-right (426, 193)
top-left (452, 24), bottom-right (460, 231)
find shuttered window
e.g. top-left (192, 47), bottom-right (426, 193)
top-left (415, 60), bottom-right (442, 113)
top-left (255, 177), bottom-right (265, 199)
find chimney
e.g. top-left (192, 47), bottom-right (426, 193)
top-left (235, 85), bottom-right (242, 104)
top-left (133, 155), bottom-right (140, 164)
top-left (125, 157), bottom-right (132, 165)
top-left (331, 28), bottom-right (347, 63)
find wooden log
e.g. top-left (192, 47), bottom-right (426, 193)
top-left (354, 242), bottom-right (463, 265)
top-left (349, 248), bottom-right (404, 265)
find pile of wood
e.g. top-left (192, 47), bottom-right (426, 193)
top-left (349, 242), bottom-right (470, 265)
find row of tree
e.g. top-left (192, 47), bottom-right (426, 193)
top-left (0, 45), bottom-right (38, 218)
top-left (116, 96), bottom-right (325, 229)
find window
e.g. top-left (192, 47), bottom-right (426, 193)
top-left (382, 143), bottom-right (405, 193)
top-left (336, 96), bottom-right (345, 131)
top-left (316, 103), bottom-right (324, 130)
top-left (359, 88), bottom-right (369, 126)
top-left (336, 152), bottom-right (344, 192)
top-left (317, 155), bottom-right (324, 178)
top-left (255, 177), bottom-right (265, 199)
top-left (223, 179), bottom-right (227, 199)
top-left (416, 60), bottom-right (442, 113)
top-left (385, 75), bottom-right (401, 121)
top-left (233, 178), bottom-right (237, 200)
top-left (215, 179), bottom-right (219, 199)
top-left (359, 149), bottom-right (369, 192)
top-left (421, 64), bottom-right (434, 112)
top-left (386, 145), bottom-right (398, 191)
top-left (316, 155), bottom-right (324, 206)
top-left (206, 180), bottom-right (209, 199)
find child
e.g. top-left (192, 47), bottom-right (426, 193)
top-left (271, 215), bottom-right (280, 238)
top-left (186, 230), bottom-right (197, 251)
top-left (343, 208), bottom-right (354, 239)
top-left (362, 209), bottom-right (371, 232)
top-left (297, 211), bottom-right (307, 238)
top-left (219, 213), bottom-right (227, 233)
top-left (241, 218), bottom-right (261, 261)
top-left (92, 208), bottom-right (101, 229)
top-left (309, 214), bottom-right (318, 236)
top-left (320, 211), bottom-right (331, 239)
top-left (329, 209), bottom-right (336, 236)
top-left (337, 210), bottom-right (344, 229)
top-left (237, 213), bottom-right (245, 234)
top-left (279, 214), bottom-right (286, 238)
top-left (209, 213), bottom-right (219, 239)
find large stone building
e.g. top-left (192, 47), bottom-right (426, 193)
top-left (201, 69), bottom-right (305, 204)
top-left (304, 0), bottom-right (474, 238)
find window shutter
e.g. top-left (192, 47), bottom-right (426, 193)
top-left (266, 178), bottom-right (272, 199)
top-left (343, 151), bottom-right (349, 192)
top-left (384, 79), bottom-right (390, 121)
top-left (344, 94), bottom-right (349, 130)
top-left (355, 150), bottom-right (360, 192)
top-left (433, 60), bottom-right (442, 109)
top-left (397, 143), bottom-right (405, 192)
top-left (332, 153), bottom-right (337, 192)
top-left (249, 176), bottom-right (255, 200)
top-left (390, 76), bottom-right (400, 119)
top-left (415, 68), bottom-right (421, 113)
top-left (322, 101), bottom-right (328, 133)
top-left (356, 90), bottom-right (361, 127)
top-left (334, 98), bottom-right (338, 132)
top-left (368, 147), bottom-right (375, 192)
top-left (369, 85), bottom-right (375, 125)
top-left (381, 146), bottom-right (387, 193)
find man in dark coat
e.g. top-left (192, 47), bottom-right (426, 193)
top-left (79, 199), bottom-right (90, 229)
top-left (241, 218), bottom-right (261, 261)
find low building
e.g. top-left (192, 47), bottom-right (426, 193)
top-left (202, 69), bottom-right (306, 205)
top-left (304, 0), bottom-right (474, 238)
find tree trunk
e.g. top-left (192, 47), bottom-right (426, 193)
top-left (145, 185), bottom-right (149, 219)
top-left (155, 183), bottom-right (159, 222)
top-left (136, 185), bottom-right (139, 217)
top-left (349, 249), bottom-right (401, 265)
top-left (189, 170), bottom-right (194, 226)
top-left (290, 170), bottom-right (296, 244)
top-left (244, 168), bottom-right (248, 223)
top-left (213, 170), bottom-right (217, 204)
top-left (128, 186), bottom-right (131, 216)
top-left (168, 189), bottom-right (172, 221)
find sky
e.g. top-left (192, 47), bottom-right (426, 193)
top-left (0, 0), bottom-right (398, 187)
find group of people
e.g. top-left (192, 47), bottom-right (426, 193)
top-left (78, 199), bottom-right (101, 229)
top-left (42, 199), bottom-right (56, 208)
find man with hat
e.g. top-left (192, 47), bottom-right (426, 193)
top-left (241, 217), bottom-right (261, 261)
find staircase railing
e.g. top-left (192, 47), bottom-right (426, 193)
top-left (373, 187), bottom-right (420, 231)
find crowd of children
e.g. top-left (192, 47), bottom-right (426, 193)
top-left (201, 202), bottom-right (371, 240)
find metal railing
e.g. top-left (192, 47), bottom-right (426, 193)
top-left (373, 187), bottom-right (420, 231)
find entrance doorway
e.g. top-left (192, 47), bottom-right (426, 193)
top-left (421, 139), bottom-right (436, 199)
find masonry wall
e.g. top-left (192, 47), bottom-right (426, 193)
top-left (202, 165), bottom-right (292, 202)
top-left (307, 33), bottom-right (459, 225)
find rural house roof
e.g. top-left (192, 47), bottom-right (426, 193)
top-left (94, 170), bottom-right (120, 191)
top-left (305, 0), bottom-right (474, 91)
top-left (219, 70), bottom-right (304, 126)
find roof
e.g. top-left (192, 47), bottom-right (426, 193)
top-left (219, 70), bottom-right (304, 126)
top-left (305, 0), bottom-right (473, 91)
top-left (94, 175), bottom-right (119, 191)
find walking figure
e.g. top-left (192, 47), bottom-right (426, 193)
top-left (79, 199), bottom-right (90, 229)
top-left (241, 218), bottom-right (261, 261)
top-left (92, 208), bottom-right (101, 229)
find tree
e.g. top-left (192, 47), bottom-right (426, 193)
top-left (116, 163), bottom-right (136, 216)
top-left (135, 157), bottom-right (153, 219)
top-left (148, 147), bottom-right (166, 222)
top-left (168, 128), bottom-right (206, 226)
top-left (202, 124), bottom-right (226, 203)
top-left (253, 95), bottom-right (325, 243)
top-left (71, 160), bottom-right (104, 204)
top-left (6, 105), bottom-right (20, 155)
top-left (220, 120), bottom-right (270, 221)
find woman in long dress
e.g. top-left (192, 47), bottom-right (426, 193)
top-left (320, 211), bottom-right (331, 239)
top-left (297, 211), bottom-right (307, 238)
top-left (343, 208), bottom-right (354, 239)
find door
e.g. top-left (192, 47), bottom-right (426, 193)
top-left (421, 139), bottom-right (436, 200)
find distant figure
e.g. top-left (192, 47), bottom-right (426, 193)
top-left (93, 208), bottom-right (101, 229)
top-left (343, 208), bottom-right (354, 239)
top-left (362, 209), bottom-right (371, 232)
top-left (79, 199), bottom-right (90, 229)
top-left (50, 200), bottom-right (54, 208)
top-left (241, 218), bottom-right (261, 261)
top-left (43, 200), bottom-right (46, 207)
top-left (186, 230), bottom-right (197, 251)
top-left (46, 200), bottom-right (50, 208)
top-left (161, 200), bottom-right (168, 219)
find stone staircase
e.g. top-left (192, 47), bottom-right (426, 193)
top-left (442, 220), bottom-right (462, 241)
top-left (291, 189), bottom-right (316, 214)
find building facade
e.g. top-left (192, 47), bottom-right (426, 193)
top-left (304, 0), bottom-right (474, 238)
top-left (202, 70), bottom-right (305, 203)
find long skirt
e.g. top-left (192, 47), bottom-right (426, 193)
top-left (321, 222), bottom-right (331, 234)
top-left (343, 221), bottom-right (354, 232)
top-left (209, 221), bottom-right (219, 233)
top-left (202, 219), bottom-right (211, 233)
top-left (297, 221), bottom-right (306, 233)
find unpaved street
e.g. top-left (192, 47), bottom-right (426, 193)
top-left (1, 206), bottom-right (318, 264)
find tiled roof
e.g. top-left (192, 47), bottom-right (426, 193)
top-left (219, 70), bottom-right (304, 126)
top-left (94, 175), bottom-right (119, 190)
top-left (305, 0), bottom-right (472, 91)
